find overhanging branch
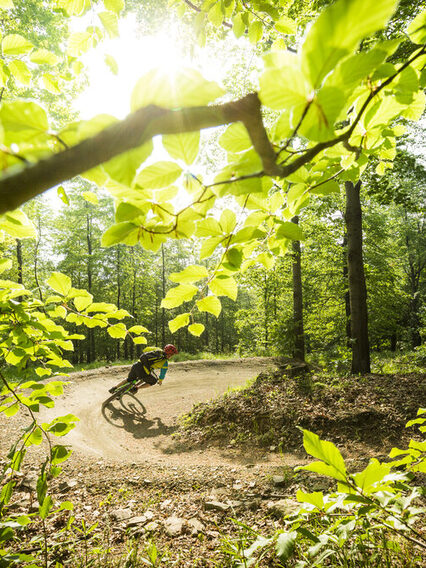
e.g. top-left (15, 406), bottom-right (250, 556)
top-left (0, 93), bottom-right (281, 215)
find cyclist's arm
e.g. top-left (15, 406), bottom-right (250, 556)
top-left (157, 360), bottom-right (168, 384)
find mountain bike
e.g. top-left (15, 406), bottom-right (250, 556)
top-left (102, 370), bottom-right (158, 406)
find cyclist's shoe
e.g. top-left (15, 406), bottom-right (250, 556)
top-left (129, 386), bottom-right (138, 394)
top-left (108, 386), bottom-right (117, 394)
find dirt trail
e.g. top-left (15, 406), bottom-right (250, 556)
top-left (39, 358), bottom-right (297, 468)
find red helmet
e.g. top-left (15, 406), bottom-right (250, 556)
top-left (164, 344), bottom-right (178, 357)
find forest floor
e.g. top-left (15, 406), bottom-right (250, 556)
top-left (1, 358), bottom-right (425, 566)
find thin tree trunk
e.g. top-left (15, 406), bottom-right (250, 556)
top-left (15, 238), bottom-right (25, 303)
top-left (86, 211), bottom-right (95, 363)
top-left (342, 232), bottom-right (351, 347)
top-left (116, 246), bottom-right (121, 360)
top-left (205, 311), bottom-right (209, 350)
top-left (264, 274), bottom-right (269, 350)
top-left (130, 260), bottom-right (136, 360)
top-left (34, 215), bottom-right (43, 301)
top-left (291, 216), bottom-right (305, 361)
top-left (16, 239), bottom-right (23, 285)
top-left (161, 245), bottom-right (166, 346)
top-left (344, 181), bottom-right (370, 374)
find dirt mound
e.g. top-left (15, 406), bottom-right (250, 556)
top-left (176, 367), bottom-right (425, 454)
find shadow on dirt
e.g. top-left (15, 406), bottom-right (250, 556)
top-left (101, 394), bottom-right (177, 439)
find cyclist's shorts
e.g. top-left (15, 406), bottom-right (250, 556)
top-left (127, 362), bottom-right (157, 385)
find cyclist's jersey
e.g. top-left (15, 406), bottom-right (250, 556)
top-left (139, 349), bottom-right (168, 380)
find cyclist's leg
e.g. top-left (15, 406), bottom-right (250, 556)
top-left (109, 361), bottom-right (140, 393)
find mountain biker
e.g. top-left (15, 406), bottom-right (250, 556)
top-left (108, 344), bottom-right (178, 395)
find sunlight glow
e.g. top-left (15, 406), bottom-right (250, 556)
top-left (74, 16), bottom-right (225, 120)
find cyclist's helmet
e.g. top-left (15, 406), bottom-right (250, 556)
top-left (164, 344), bottom-right (178, 357)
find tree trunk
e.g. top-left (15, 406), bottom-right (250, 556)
top-left (16, 239), bottom-right (23, 284)
top-left (116, 246), bottom-right (121, 360)
top-left (342, 232), bottom-right (351, 347)
top-left (86, 211), bottom-right (95, 363)
top-left (264, 274), bottom-right (269, 350)
top-left (34, 215), bottom-right (43, 301)
top-left (161, 245), bottom-right (166, 346)
top-left (16, 239), bottom-right (23, 302)
top-left (291, 216), bottom-right (305, 361)
top-left (344, 181), bottom-right (370, 374)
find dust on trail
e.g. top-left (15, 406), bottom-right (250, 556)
top-left (40, 358), bottom-right (299, 468)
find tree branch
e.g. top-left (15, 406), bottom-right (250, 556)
top-left (0, 93), bottom-right (279, 215)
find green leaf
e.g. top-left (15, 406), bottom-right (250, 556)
top-left (296, 489), bottom-right (324, 509)
top-left (42, 73), bottom-right (61, 94)
top-left (299, 429), bottom-right (347, 481)
top-left (45, 381), bottom-right (65, 396)
top-left (104, 0), bottom-right (124, 13)
top-left (311, 180), bottom-right (340, 195)
top-left (275, 16), bottom-right (297, 34)
top-left (57, 0), bottom-right (89, 16)
top-left (161, 284), bottom-right (198, 309)
top-left (105, 53), bottom-right (119, 74)
top-left (248, 21), bottom-right (263, 44)
top-left (0, 0), bottom-right (14, 8)
top-left (169, 265), bottom-right (208, 284)
top-left (209, 276), bottom-right (238, 301)
top-left (0, 480), bottom-right (15, 505)
top-left (101, 222), bottom-right (138, 246)
top-left (200, 236), bottom-right (223, 259)
top-left (50, 445), bottom-right (72, 465)
top-left (132, 336), bottom-right (147, 344)
top-left (407, 9), bottom-right (426, 44)
top-left (99, 11), bottom-right (119, 38)
top-left (220, 209), bottom-right (236, 233)
top-left (26, 427), bottom-right (43, 447)
top-left (47, 272), bottom-right (72, 296)
top-left (260, 66), bottom-right (310, 112)
top-left (39, 495), bottom-right (53, 520)
top-left (44, 414), bottom-right (79, 437)
top-left (208, 1), bottom-right (223, 27)
top-left (0, 210), bottom-right (37, 239)
top-left (0, 101), bottom-right (48, 141)
top-left (2, 34), bottom-right (33, 56)
top-left (196, 295), bottom-right (222, 317)
top-left (188, 323), bottom-right (205, 336)
top-left (115, 202), bottom-right (145, 222)
top-left (276, 221), bottom-right (304, 241)
top-left (226, 247), bottom-right (243, 269)
top-left (57, 186), bottom-right (69, 205)
top-left (276, 531), bottom-right (297, 562)
top-left (136, 161), bottom-right (182, 189)
top-left (196, 217), bottom-right (223, 237)
top-left (0, 257), bottom-right (12, 273)
top-left (168, 313), bottom-right (190, 333)
top-left (107, 323), bottom-right (127, 339)
top-left (67, 31), bottom-right (93, 57)
top-left (233, 13), bottom-right (245, 38)
top-left (131, 67), bottom-right (224, 110)
top-left (352, 459), bottom-right (392, 493)
top-left (162, 132), bottom-right (200, 165)
top-left (301, 0), bottom-right (398, 88)
top-left (30, 48), bottom-right (60, 65)
top-left (219, 123), bottom-right (252, 153)
top-left (9, 59), bottom-right (31, 86)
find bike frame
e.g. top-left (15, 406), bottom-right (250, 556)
top-left (103, 370), bottom-right (159, 405)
